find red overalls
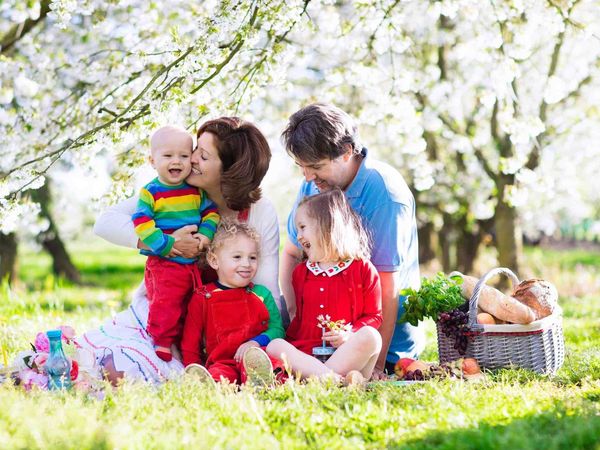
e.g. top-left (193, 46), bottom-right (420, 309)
top-left (181, 282), bottom-right (280, 384)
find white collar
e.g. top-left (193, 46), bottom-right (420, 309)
top-left (306, 259), bottom-right (353, 277)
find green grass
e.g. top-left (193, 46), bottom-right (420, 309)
top-left (1, 244), bottom-right (599, 449)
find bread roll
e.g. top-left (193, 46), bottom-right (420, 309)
top-left (512, 279), bottom-right (558, 320)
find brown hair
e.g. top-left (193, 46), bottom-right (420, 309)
top-left (297, 189), bottom-right (370, 262)
top-left (281, 103), bottom-right (362, 163)
top-left (197, 117), bottom-right (271, 211)
top-left (206, 220), bottom-right (261, 267)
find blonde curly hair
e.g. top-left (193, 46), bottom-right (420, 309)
top-left (206, 220), bottom-right (261, 267)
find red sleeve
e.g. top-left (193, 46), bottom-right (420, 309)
top-left (352, 260), bottom-right (383, 331)
top-left (181, 294), bottom-right (205, 366)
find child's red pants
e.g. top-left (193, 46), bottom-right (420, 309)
top-left (145, 256), bottom-right (201, 348)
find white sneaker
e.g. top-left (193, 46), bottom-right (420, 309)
top-left (242, 347), bottom-right (274, 387)
top-left (184, 363), bottom-right (215, 385)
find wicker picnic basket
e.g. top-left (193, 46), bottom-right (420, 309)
top-left (436, 267), bottom-right (565, 375)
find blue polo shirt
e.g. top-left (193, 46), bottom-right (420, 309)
top-left (287, 148), bottom-right (425, 363)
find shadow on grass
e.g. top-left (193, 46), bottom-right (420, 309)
top-left (397, 405), bottom-right (600, 450)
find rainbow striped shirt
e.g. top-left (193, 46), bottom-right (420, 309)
top-left (132, 178), bottom-right (220, 264)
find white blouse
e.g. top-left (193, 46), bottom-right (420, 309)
top-left (93, 195), bottom-right (281, 300)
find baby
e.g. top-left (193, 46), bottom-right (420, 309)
top-left (133, 125), bottom-right (219, 361)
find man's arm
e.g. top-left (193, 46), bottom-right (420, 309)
top-left (280, 238), bottom-right (302, 320)
top-left (375, 270), bottom-right (401, 372)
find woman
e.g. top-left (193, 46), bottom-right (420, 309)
top-left (78, 117), bottom-right (280, 384)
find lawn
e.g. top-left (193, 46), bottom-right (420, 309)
top-left (0, 243), bottom-right (599, 449)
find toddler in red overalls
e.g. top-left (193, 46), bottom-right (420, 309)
top-left (267, 189), bottom-right (383, 385)
top-left (181, 220), bottom-right (285, 384)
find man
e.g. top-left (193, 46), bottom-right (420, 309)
top-left (279, 103), bottom-right (424, 376)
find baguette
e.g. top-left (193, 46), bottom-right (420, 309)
top-left (457, 274), bottom-right (536, 324)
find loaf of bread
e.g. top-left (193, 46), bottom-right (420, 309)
top-left (458, 275), bottom-right (536, 324)
top-left (512, 279), bottom-right (558, 320)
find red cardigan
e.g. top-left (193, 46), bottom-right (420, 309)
top-left (285, 259), bottom-right (382, 354)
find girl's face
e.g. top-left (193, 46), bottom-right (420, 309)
top-left (187, 132), bottom-right (222, 190)
top-left (295, 205), bottom-right (324, 262)
top-left (209, 234), bottom-right (259, 288)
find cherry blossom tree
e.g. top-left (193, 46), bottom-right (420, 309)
top-left (259, 0), bottom-right (600, 274)
top-left (0, 0), bottom-right (309, 281)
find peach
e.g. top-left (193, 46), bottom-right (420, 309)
top-left (477, 312), bottom-right (497, 325)
top-left (462, 358), bottom-right (481, 375)
top-left (394, 358), bottom-right (415, 378)
top-left (405, 360), bottom-right (430, 374)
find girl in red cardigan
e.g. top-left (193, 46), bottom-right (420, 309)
top-left (267, 189), bottom-right (382, 384)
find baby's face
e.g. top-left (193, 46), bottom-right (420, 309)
top-left (150, 131), bottom-right (193, 186)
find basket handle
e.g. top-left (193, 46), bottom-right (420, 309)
top-left (468, 267), bottom-right (519, 328)
top-left (449, 268), bottom-right (520, 329)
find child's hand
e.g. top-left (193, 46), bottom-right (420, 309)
top-left (323, 329), bottom-right (353, 348)
top-left (196, 234), bottom-right (211, 252)
top-left (234, 341), bottom-right (259, 362)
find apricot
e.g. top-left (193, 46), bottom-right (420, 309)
top-left (477, 312), bottom-right (497, 325)
top-left (462, 357), bottom-right (481, 375)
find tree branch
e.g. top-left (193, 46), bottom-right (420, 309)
top-left (0, 0), bottom-right (51, 55)
top-left (473, 147), bottom-right (497, 181)
top-left (526, 0), bottom-right (580, 170)
top-left (2, 1), bottom-right (311, 197)
top-left (1, 45), bottom-right (196, 182)
top-left (366, 0), bottom-right (402, 53)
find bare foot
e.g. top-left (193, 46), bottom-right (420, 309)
top-left (344, 370), bottom-right (366, 386)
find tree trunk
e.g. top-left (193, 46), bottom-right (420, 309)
top-left (494, 196), bottom-right (522, 275)
top-left (0, 232), bottom-right (18, 284)
top-left (417, 221), bottom-right (436, 264)
top-left (439, 213), bottom-right (454, 272)
top-left (456, 228), bottom-right (479, 274)
top-left (29, 183), bottom-right (81, 284)
top-left (42, 237), bottom-right (81, 283)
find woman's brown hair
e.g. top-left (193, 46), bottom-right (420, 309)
top-left (197, 117), bottom-right (271, 211)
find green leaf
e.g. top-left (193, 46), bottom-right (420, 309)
top-left (398, 273), bottom-right (466, 324)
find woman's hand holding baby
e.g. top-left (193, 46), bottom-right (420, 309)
top-left (171, 225), bottom-right (202, 258)
top-left (323, 329), bottom-right (352, 348)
